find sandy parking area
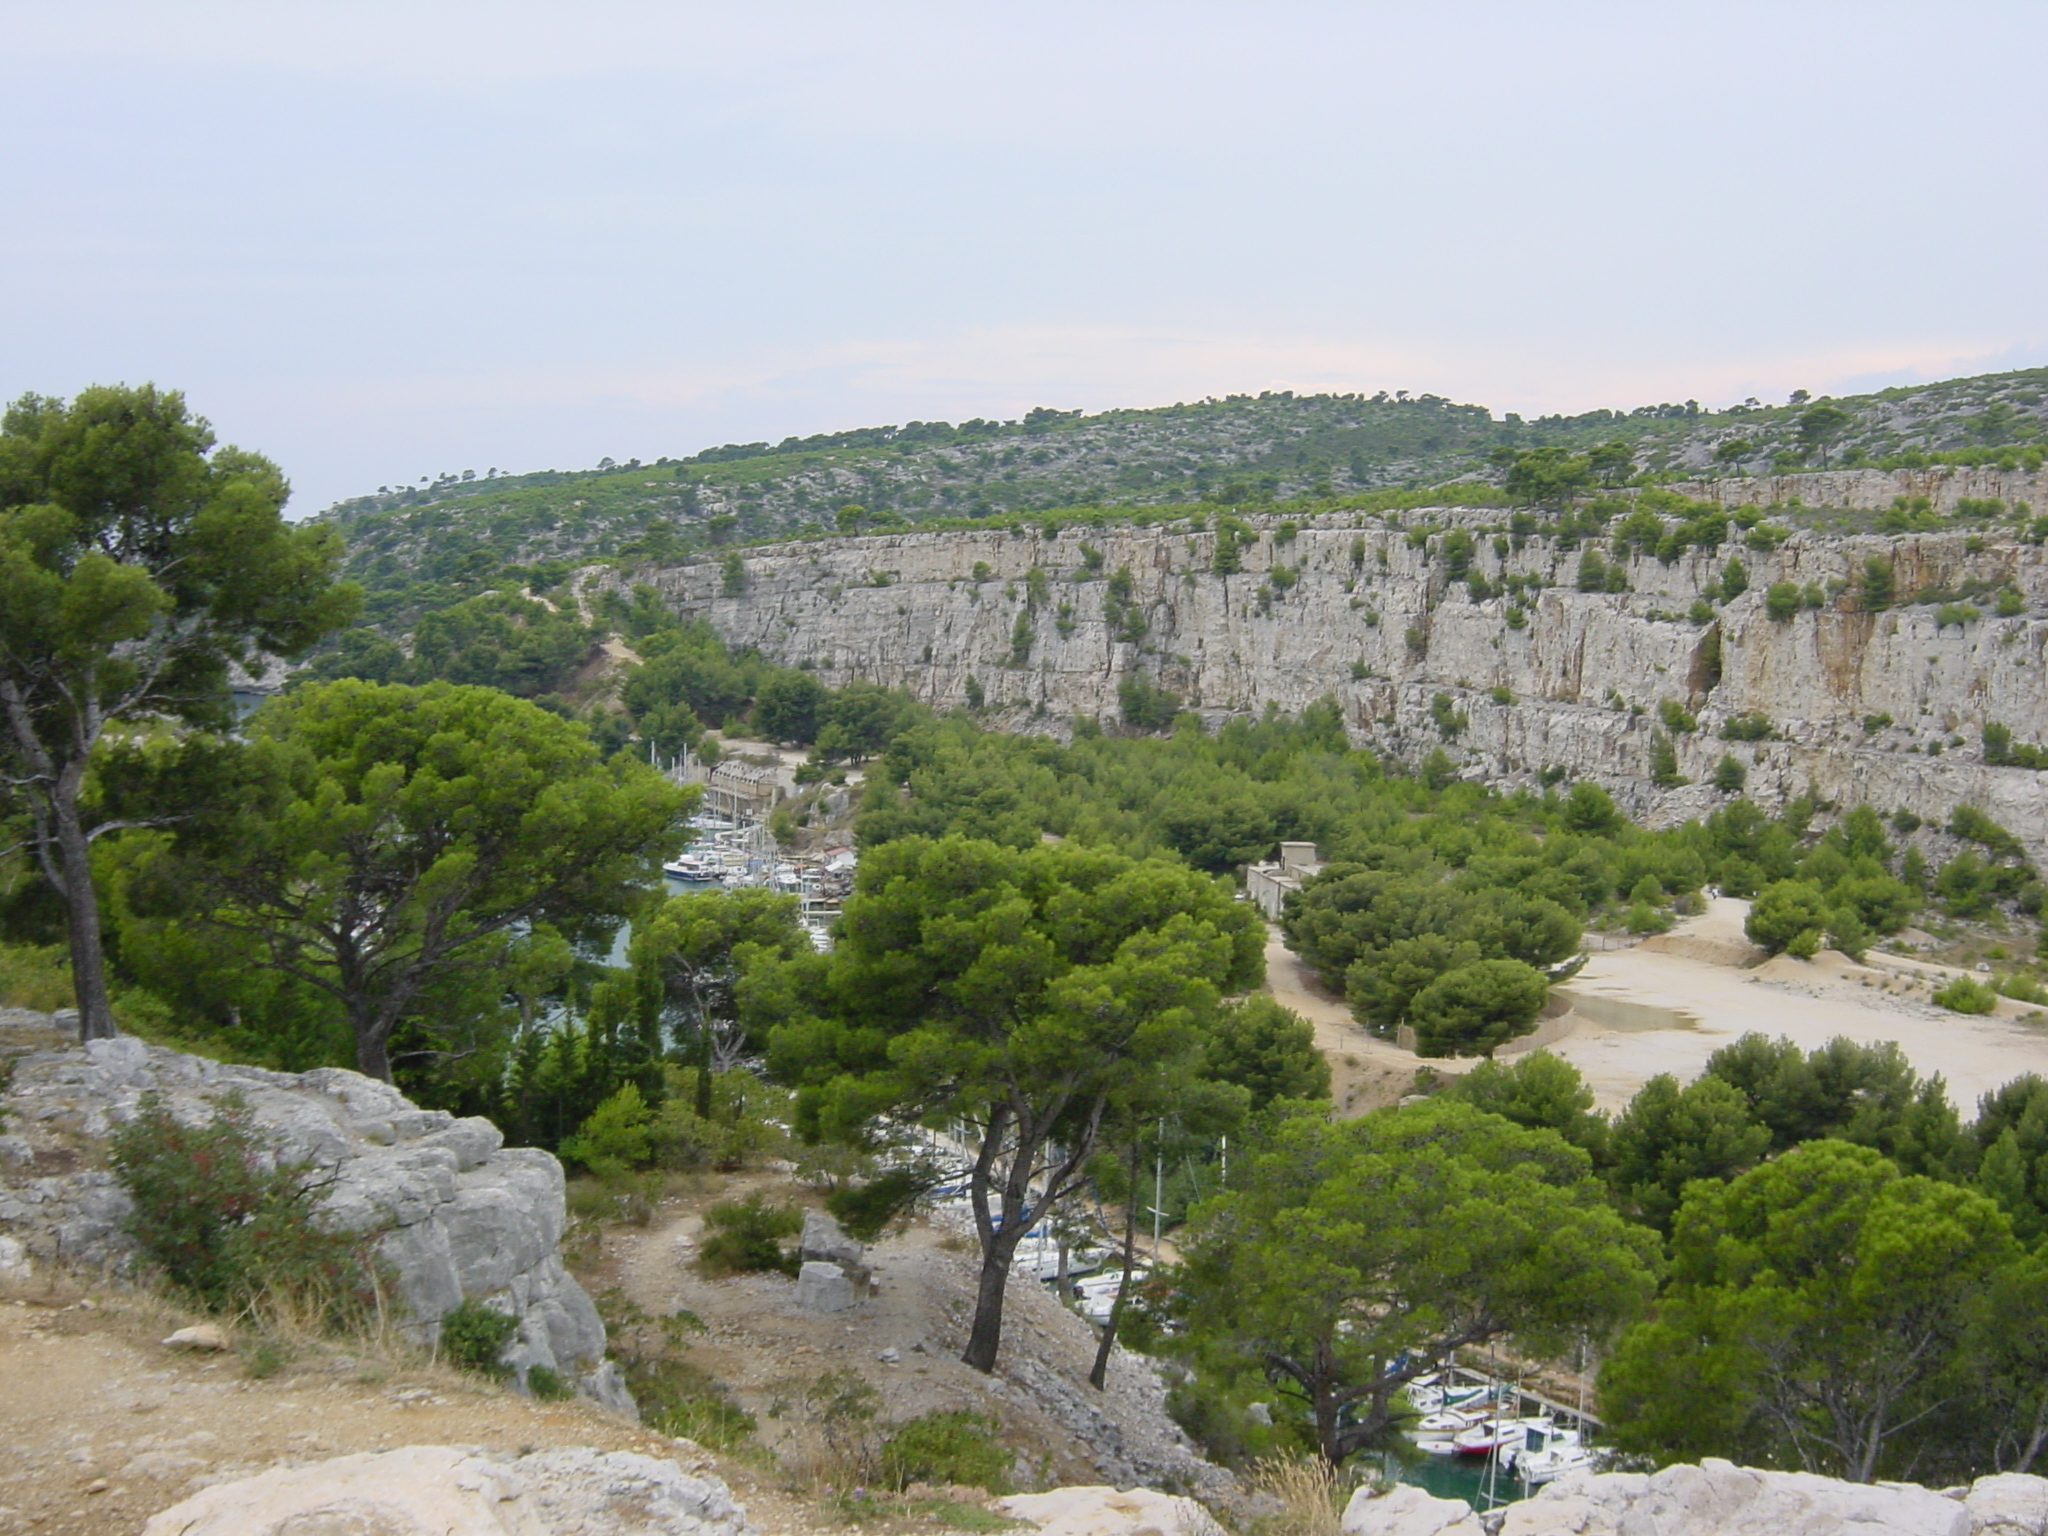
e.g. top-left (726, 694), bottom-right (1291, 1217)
top-left (1263, 901), bottom-right (2048, 1117)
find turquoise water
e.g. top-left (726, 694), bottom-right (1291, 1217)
top-left (1373, 1449), bottom-right (1522, 1510)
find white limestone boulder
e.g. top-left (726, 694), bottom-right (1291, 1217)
top-left (1340, 1482), bottom-right (1483, 1536)
top-left (0, 1025), bottom-right (629, 1413)
top-left (998, 1485), bottom-right (1222, 1536)
top-left (1496, 1459), bottom-right (1969, 1536)
top-left (140, 1444), bottom-right (751, 1536)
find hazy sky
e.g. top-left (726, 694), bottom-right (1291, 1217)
top-left (7, 2), bottom-right (2046, 512)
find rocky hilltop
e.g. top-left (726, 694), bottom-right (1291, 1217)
top-left (613, 466), bottom-right (2048, 853)
top-left (0, 1009), bottom-right (629, 1412)
top-left (318, 367), bottom-right (2048, 588)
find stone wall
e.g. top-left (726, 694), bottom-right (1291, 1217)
top-left (0, 1010), bottom-right (631, 1413)
top-left (608, 507), bottom-right (2048, 855)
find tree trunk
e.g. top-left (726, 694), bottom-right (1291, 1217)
top-left (352, 998), bottom-right (394, 1082)
top-left (1315, 1377), bottom-right (1344, 1466)
top-left (694, 1026), bottom-right (715, 1121)
top-left (961, 1241), bottom-right (1016, 1373)
top-left (52, 798), bottom-right (117, 1042)
top-left (1089, 1139), bottom-right (1144, 1390)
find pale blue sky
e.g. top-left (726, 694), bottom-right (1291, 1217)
top-left (6, 2), bottom-right (2045, 512)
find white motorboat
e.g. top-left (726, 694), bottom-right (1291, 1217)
top-left (1407, 1407), bottom-right (1489, 1446)
top-left (662, 853), bottom-right (723, 882)
top-left (1507, 1427), bottom-right (1595, 1485)
top-left (1073, 1266), bottom-right (1150, 1323)
top-left (1406, 1380), bottom-right (1498, 1416)
top-left (1450, 1414), bottom-right (1554, 1457)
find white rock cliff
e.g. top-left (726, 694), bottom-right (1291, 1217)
top-left (612, 490), bottom-right (2048, 853)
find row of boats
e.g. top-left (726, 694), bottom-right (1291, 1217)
top-left (1403, 1375), bottom-right (1600, 1486)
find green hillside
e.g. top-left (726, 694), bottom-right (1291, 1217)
top-left (317, 367), bottom-right (2048, 628)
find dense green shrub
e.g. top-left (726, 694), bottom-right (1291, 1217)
top-left (109, 1093), bottom-right (377, 1326)
top-left (1407, 958), bottom-right (1550, 1057)
top-left (698, 1194), bottom-right (803, 1276)
top-left (880, 1410), bottom-right (1011, 1492)
top-left (439, 1297), bottom-right (518, 1378)
top-left (1983, 722), bottom-right (2048, 770)
top-left (1935, 976), bottom-right (2000, 1015)
top-left (648, 1067), bottom-right (793, 1171)
top-left (0, 943), bottom-right (73, 1011)
top-left (558, 1082), bottom-right (654, 1180)
top-left (1744, 880), bottom-right (1831, 956)
top-left (1657, 700), bottom-right (1697, 734)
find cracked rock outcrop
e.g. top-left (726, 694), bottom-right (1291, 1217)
top-left (0, 1009), bottom-right (630, 1413)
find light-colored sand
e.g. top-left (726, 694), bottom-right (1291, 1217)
top-left (1261, 931), bottom-right (1475, 1116)
top-left (1263, 901), bottom-right (2048, 1116)
top-left (1548, 898), bottom-right (2048, 1112)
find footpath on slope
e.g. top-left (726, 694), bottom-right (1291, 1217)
top-left (591, 1170), bottom-right (1226, 1497)
top-left (0, 1280), bottom-right (724, 1536)
top-left (0, 1006), bottom-right (1224, 1534)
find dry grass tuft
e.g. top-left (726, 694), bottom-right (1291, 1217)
top-left (1247, 1454), bottom-right (1356, 1536)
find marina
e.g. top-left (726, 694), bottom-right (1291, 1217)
top-left (657, 810), bottom-right (853, 951)
top-left (1384, 1365), bottom-right (1605, 1510)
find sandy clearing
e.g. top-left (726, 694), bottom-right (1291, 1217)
top-left (1548, 899), bottom-right (2048, 1112)
top-left (1261, 931), bottom-right (1460, 1115)
top-left (1262, 902), bottom-right (2048, 1117)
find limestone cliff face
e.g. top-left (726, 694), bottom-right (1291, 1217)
top-left (610, 508), bottom-right (2048, 852)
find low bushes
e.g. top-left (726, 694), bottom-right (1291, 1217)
top-left (880, 1409), bottom-right (1010, 1492)
top-left (1935, 976), bottom-right (2000, 1015)
top-left (108, 1093), bottom-right (379, 1330)
top-left (438, 1297), bottom-right (518, 1378)
top-left (697, 1194), bottom-right (803, 1277)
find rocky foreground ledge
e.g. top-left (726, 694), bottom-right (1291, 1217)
top-left (126, 1453), bottom-right (2048, 1536)
top-left (1345, 1458), bottom-right (2048, 1536)
top-left (0, 1008), bottom-right (630, 1411)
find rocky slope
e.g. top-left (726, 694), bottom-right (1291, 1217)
top-left (612, 467), bottom-right (2048, 853)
